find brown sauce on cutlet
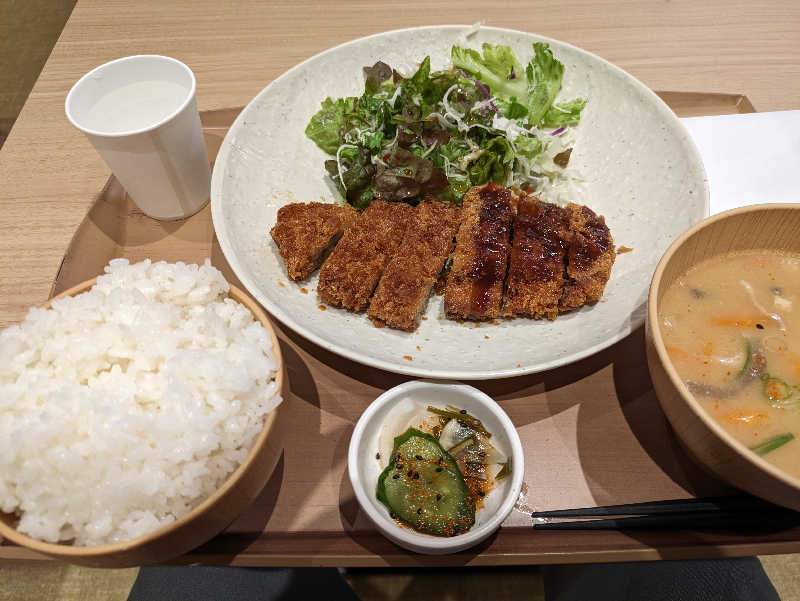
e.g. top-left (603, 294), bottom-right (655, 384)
top-left (511, 199), bottom-right (569, 283)
top-left (467, 186), bottom-right (513, 315)
top-left (570, 206), bottom-right (611, 270)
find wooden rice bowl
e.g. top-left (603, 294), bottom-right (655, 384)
top-left (646, 203), bottom-right (800, 511)
top-left (0, 278), bottom-right (285, 567)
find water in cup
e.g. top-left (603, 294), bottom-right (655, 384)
top-left (82, 80), bottom-right (190, 134)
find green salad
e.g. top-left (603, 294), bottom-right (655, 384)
top-left (304, 42), bottom-right (586, 209)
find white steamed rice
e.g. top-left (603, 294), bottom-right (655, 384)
top-left (0, 258), bottom-right (282, 545)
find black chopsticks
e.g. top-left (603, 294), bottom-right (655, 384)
top-left (531, 495), bottom-right (800, 530)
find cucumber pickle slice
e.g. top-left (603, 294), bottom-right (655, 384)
top-left (376, 428), bottom-right (475, 536)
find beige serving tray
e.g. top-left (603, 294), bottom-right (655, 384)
top-left (4, 92), bottom-right (799, 566)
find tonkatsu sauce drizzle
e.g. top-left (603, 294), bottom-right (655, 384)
top-left (569, 206), bottom-right (611, 270)
top-left (467, 185), bottom-right (513, 316)
top-left (510, 198), bottom-right (569, 284)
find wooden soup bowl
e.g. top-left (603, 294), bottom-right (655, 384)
top-left (646, 204), bottom-right (800, 511)
top-left (0, 279), bottom-right (285, 567)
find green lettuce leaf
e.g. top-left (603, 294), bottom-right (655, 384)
top-left (525, 42), bottom-right (565, 124)
top-left (451, 43), bottom-right (527, 100)
top-left (505, 99), bottom-right (529, 120)
top-left (324, 146), bottom-right (376, 207)
top-left (408, 56), bottom-right (432, 95)
top-left (542, 98), bottom-right (587, 127)
top-left (362, 130), bottom-right (384, 153)
top-left (515, 135), bottom-right (543, 159)
top-left (432, 140), bottom-right (469, 166)
top-left (468, 137), bottom-right (514, 186)
top-left (427, 70), bottom-right (462, 103)
top-left (305, 97), bottom-right (356, 154)
top-left (453, 42), bottom-right (586, 127)
top-left (357, 93), bottom-right (394, 135)
top-left (401, 57), bottom-right (458, 118)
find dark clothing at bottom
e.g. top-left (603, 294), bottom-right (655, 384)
top-left (542, 557), bottom-right (781, 601)
top-left (127, 566), bottom-right (360, 601)
top-left (127, 557), bottom-right (780, 601)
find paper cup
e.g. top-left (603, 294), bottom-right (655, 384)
top-left (66, 55), bottom-right (210, 221)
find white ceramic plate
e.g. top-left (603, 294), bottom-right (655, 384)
top-left (211, 25), bottom-right (708, 379)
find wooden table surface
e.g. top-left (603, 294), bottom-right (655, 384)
top-left (1, 0), bottom-right (799, 566)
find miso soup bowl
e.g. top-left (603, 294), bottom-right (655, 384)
top-left (646, 203), bottom-right (800, 511)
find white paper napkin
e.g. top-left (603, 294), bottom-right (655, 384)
top-left (680, 111), bottom-right (800, 215)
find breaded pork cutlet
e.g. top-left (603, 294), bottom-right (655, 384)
top-left (317, 200), bottom-right (413, 312)
top-left (502, 195), bottom-right (571, 320)
top-left (559, 203), bottom-right (615, 311)
top-left (368, 199), bottom-right (462, 331)
top-left (445, 183), bottom-right (516, 321)
top-left (270, 202), bottom-right (356, 281)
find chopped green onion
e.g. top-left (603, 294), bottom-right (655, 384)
top-left (749, 433), bottom-right (795, 456)
top-left (736, 339), bottom-right (752, 378)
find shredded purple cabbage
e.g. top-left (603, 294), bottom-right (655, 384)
top-left (550, 127), bottom-right (566, 136)
top-left (456, 69), bottom-right (498, 113)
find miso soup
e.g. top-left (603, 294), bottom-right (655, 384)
top-left (659, 250), bottom-right (800, 480)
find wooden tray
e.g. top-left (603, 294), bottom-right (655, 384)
top-left (5, 91), bottom-right (800, 566)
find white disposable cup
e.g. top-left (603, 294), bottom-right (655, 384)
top-left (66, 55), bottom-right (211, 221)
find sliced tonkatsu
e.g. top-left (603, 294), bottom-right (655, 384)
top-left (502, 195), bottom-right (571, 320)
top-left (270, 202), bottom-right (356, 281)
top-left (444, 183), bottom-right (516, 321)
top-left (559, 203), bottom-right (615, 311)
top-left (317, 200), bottom-right (413, 312)
top-left (368, 199), bottom-right (462, 331)
top-left (270, 185), bottom-right (615, 328)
